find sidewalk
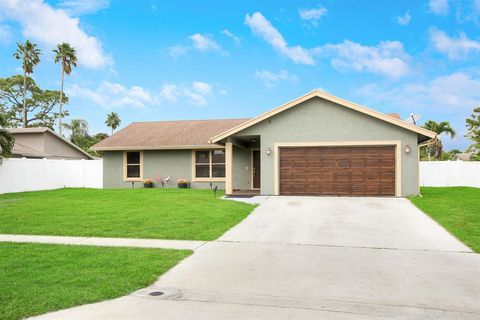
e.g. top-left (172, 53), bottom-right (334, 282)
top-left (0, 234), bottom-right (205, 250)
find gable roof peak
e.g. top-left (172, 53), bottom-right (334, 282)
top-left (209, 90), bottom-right (436, 143)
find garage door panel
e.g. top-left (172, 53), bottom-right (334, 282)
top-left (279, 146), bottom-right (395, 196)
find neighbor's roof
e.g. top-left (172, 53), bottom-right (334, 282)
top-left (210, 90), bottom-right (437, 143)
top-left (92, 118), bottom-right (250, 151)
top-left (8, 127), bottom-right (94, 159)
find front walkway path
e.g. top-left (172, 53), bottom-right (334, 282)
top-left (0, 234), bottom-right (205, 250)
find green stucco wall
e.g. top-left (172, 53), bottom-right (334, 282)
top-left (103, 150), bottom-right (224, 190)
top-left (232, 97), bottom-right (420, 196)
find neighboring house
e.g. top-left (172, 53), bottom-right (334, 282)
top-left (8, 127), bottom-right (93, 160)
top-left (93, 90), bottom-right (436, 196)
top-left (453, 152), bottom-right (474, 161)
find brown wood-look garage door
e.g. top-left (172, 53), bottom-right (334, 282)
top-left (279, 146), bottom-right (395, 196)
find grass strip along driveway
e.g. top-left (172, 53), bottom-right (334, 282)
top-left (409, 187), bottom-right (480, 253)
top-left (0, 188), bottom-right (256, 240)
top-left (0, 242), bottom-right (191, 320)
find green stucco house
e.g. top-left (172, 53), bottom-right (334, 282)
top-left (93, 90), bottom-right (436, 197)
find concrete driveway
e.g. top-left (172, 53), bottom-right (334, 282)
top-left (34, 197), bottom-right (480, 319)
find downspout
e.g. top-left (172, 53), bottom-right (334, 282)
top-left (417, 136), bottom-right (437, 196)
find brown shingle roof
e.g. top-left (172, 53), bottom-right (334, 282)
top-left (93, 118), bottom-right (250, 151)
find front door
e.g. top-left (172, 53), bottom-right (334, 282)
top-left (252, 150), bottom-right (261, 189)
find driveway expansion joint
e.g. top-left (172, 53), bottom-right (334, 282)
top-left (215, 239), bottom-right (476, 254)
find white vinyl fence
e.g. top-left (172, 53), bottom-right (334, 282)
top-left (419, 161), bottom-right (480, 187)
top-left (0, 158), bottom-right (103, 194)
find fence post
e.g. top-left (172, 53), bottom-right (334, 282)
top-left (22, 157), bottom-right (27, 192)
top-left (82, 159), bottom-right (86, 188)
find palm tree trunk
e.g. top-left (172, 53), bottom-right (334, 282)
top-left (111, 127), bottom-right (113, 136)
top-left (22, 70), bottom-right (27, 127)
top-left (59, 68), bottom-right (65, 136)
top-left (436, 141), bottom-right (442, 160)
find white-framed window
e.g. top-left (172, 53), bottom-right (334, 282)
top-left (123, 151), bottom-right (143, 181)
top-left (193, 149), bottom-right (225, 180)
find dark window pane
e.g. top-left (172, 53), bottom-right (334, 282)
top-left (195, 165), bottom-right (210, 177)
top-left (127, 165), bottom-right (140, 178)
top-left (212, 150), bottom-right (225, 163)
top-left (212, 164), bottom-right (225, 177)
top-left (195, 151), bottom-right (209, 164)
top-left (127, 152), bottom-right (140, 164)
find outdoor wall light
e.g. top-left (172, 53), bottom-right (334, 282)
top-left (266, 147), bottom-right (272, 156)
top-left (405, 145), bottom-right (411, 154)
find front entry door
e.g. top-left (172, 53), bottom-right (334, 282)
top-left (252, 150), bottom-right (261, 189)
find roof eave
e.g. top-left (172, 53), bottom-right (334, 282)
top-left (92, 144), bottom-right (225, 151)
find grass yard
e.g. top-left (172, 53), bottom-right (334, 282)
top-left (0, 242), bottom-right (191, 320)
top-left (409, 187), bottom-right (480, 253)
top-left (0, 188), bottom-right (255, 240)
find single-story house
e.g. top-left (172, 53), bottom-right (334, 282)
top-left (8, 127), bottom-right (93, 160)
top-left (93, 90), bottom-right (436, 196)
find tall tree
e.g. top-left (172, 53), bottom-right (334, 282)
top-left (423, 120), bottom-right (456, 160)
top-left (13, 40), bottom-right (41, 127)
top-left (53, 42), bottom-right (77, 136)
top-left (0, 111), bottom-right (14, 159)
top-left (105, 112), bottom-right (121, 135)
top-left (62, 118), bottom-right (92, 150)
top-left (0, 75), bottom-right (68, 128)
top-left (465, 107), bottom-right (480, 160)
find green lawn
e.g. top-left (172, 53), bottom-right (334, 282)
top-left (409, 187), bottom-right (480, 253)
top-left (0, 242), bottom-right (191, 320)
top-left (0, 188), bottom-right (255, 240)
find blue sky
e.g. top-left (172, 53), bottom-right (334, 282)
top-left (1, 0), bottom-right (480, 150)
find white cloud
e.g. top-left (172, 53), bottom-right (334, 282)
top-left (189, 33), bottom-right (221, 52)
top-left (167, 45), bottom-right (188, 59)
top-left (192, 81), bottom-right (212, 96)
top-left (355, 71), bottom-right (480, 117)
top-left (429, 28), bottom-right (480, 59)
top-left (255, 69), bottom-right (297, 88)
top-left (159, 84), bottom-right (181, 102)
top-left (429, 0), bottom-right (449, 15)
top-left (396, 12), bottom-right (412, 26)
top-left (245, 12), bottom-right (315, 65)
top-left (0, 24), bottom-right (12, 43)
top-left (159, 81), bottom-right (215, 106)
top-left (69, 80), bottom-right (217, 108)
top-left (67, 82), bottom-right (155, 109)
top-left (0, 0), bottom-right (112, 69)
top-left (244, 11), bottom-right (410, 78)
top-left (298, 5), bottom-right (328, 26)
top-left (58, 0), bottom-right (109, 15)
top-left (221, 29), bottom-right (240, 45)
top-left (354, 71), bottom-right (480, 149)
top-left (317, 40), bottom-right (410, 78)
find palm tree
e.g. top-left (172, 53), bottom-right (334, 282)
top-left (105, 112), bottom-right (121, 135)
top-left (53, 42), bottom-right (77, 136)
top-left (13, 40), bottom-right (41, 127)
top-left (423, 120), bottom-right (456, 160)
top-left (0, 112), bottom-right (15, 159)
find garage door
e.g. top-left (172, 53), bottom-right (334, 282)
top-left (279, 146), bottom-right (395, 196)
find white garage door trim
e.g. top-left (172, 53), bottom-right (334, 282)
top-left (273, 140), bottom-right (402, 196)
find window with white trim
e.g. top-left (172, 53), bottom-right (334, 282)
top-left (125, 151), bottom-right (142, 179)
top-left (194, 150), bottom-right (225, 179)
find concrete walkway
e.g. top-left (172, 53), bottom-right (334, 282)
top-left (31, 197), bottom-right (480, 319)
top-left (0, 234), bottom-right (205, 250)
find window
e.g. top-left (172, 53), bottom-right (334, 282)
top-left (124, 151), bottom-right (143, 180)
top-left (194, 150), bottom-right (225, 180)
